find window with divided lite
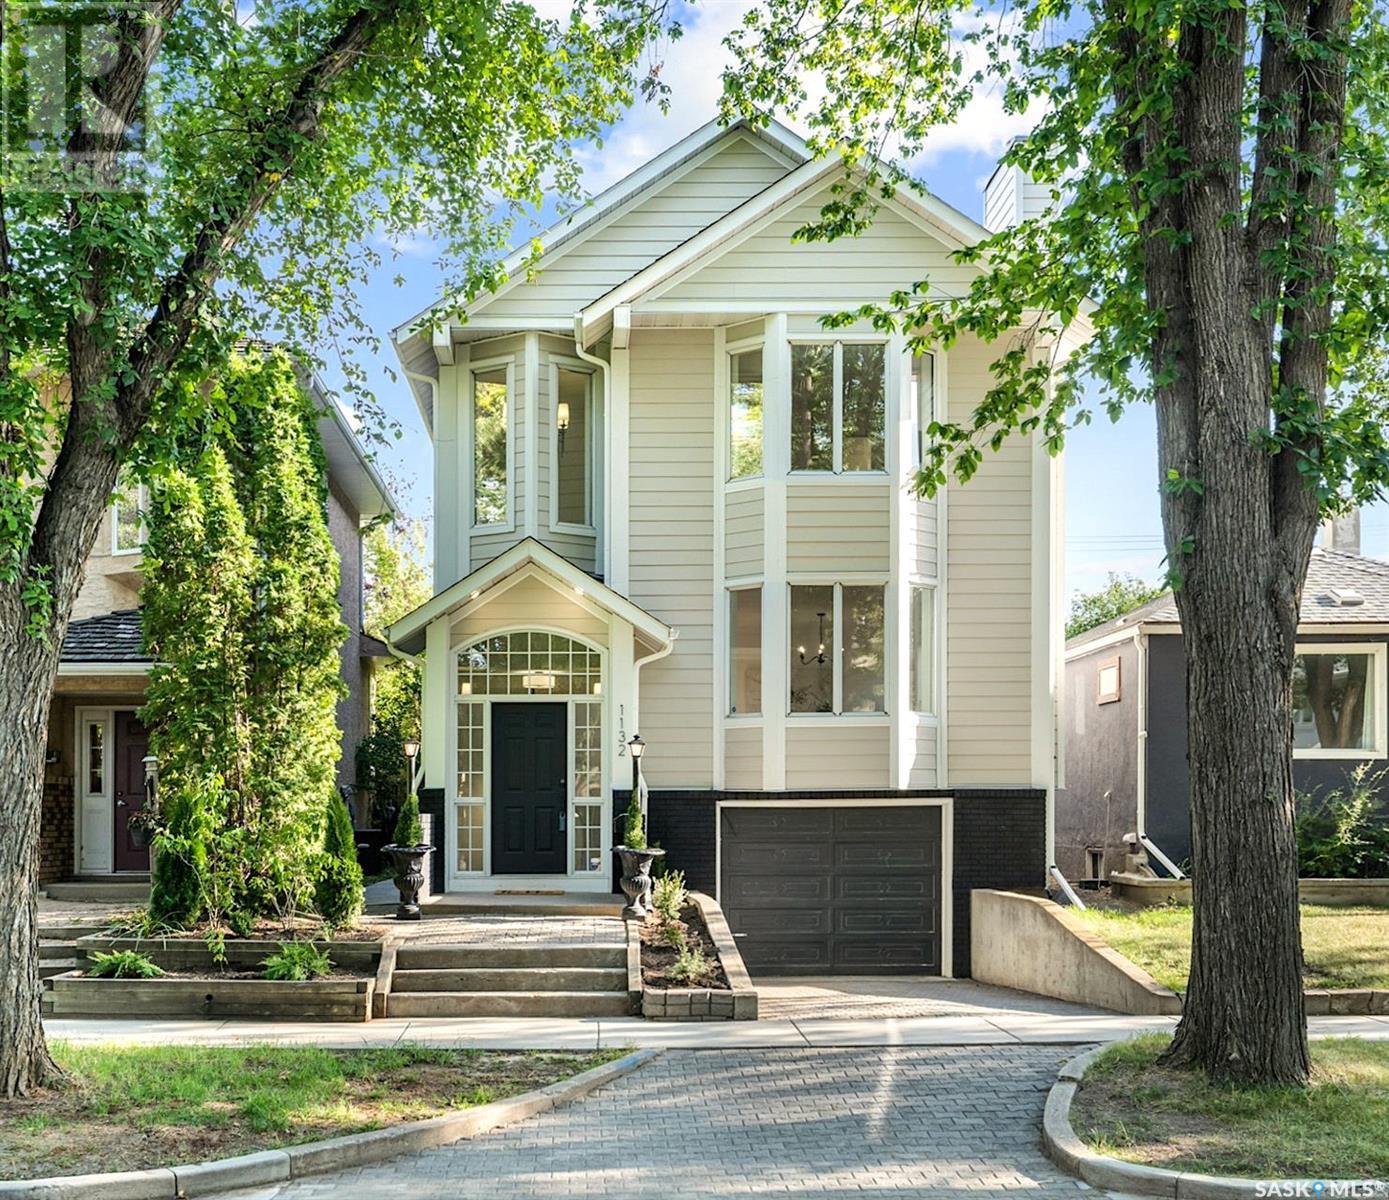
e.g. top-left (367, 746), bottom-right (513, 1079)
top-left (454, 631), bottom-right (605, 874)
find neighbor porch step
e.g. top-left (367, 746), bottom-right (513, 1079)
top-left (395, 943), bottom-right (625, 971)
top-left (44, 881), bottom-right (150, 902)
top-left (385, 990), bottom-right (634, 1018)
top-left (390, 967), bottom-right (626, 994)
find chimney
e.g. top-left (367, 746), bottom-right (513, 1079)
top-left (1321, 510), bottom-right (1361, 556)
top-left (983, 137), bottom-right (1051, 232)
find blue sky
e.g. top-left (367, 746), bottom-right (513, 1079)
top-left (323, 0), bottom-right (1389, 599)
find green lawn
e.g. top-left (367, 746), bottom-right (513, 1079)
top-left (1073, 903), bottom-right (1389, 992)
top-left (1073, 1035), bottom-right (1389, 1179)
top-left (2, 1043), bottom-right (619, 1180)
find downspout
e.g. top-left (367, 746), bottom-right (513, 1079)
top-left (1135, 627), bottom-right (1186, 879)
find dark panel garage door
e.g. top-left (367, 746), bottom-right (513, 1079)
top-left (719, 805), bottom-right (943, 975)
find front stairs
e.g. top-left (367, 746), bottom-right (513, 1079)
top-left (384, 941), bottom-right (634, 1018)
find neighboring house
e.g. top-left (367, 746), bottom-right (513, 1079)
top-left (40, 383), bottom-right (395, 887)
top-left (1058, 524), bottom-right (1389, 882)
top-left (388, 118), bottom-right (1085, 977)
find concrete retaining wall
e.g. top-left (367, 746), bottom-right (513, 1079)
top-left (970, 890), bottom-right (1182, 1015)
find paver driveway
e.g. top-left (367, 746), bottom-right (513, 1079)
top-left (228, 1046), bottom-right (1104, 1199)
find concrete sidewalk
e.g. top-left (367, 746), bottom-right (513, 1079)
top-left (43, 1011), bottom-right (1389, 1050)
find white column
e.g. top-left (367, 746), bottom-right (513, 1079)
top-left (434, 362), bottom-right (460, 589)
top-left (422, 619), bottom-right (450, 793)
top-left (524, 332), bottom-right (540, 538)
top-left (711, 327), bottom-right (727, 790)
top-left (761, 313), bottom-right (788, 791)
top-left (887, 331), bottom-right (913, 788)
top-left (608, 345), bottom-right (631, 592)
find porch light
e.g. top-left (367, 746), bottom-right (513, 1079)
top-left (522, 672), bottom-right (557, 690)
top-left (627, 734), bottom-right (645, 761)
top-left (403, 738), bottom-right (420, 760)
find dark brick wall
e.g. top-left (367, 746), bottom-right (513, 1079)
top-left (417, 788), bottom-right (446, 895)
top-left (39, 773), bottom-right (75, 885)
top-left (640, 787), bottom-right (1047, 977)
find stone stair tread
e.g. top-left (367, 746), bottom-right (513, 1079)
top-left (386, 990), bottom-right (634, 1018)
top-left (391, 966), bottom-right (626, 993)
top-left (396, 944), bottom-right (624, 970)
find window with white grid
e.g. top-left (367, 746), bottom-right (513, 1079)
top-left (455, 702), bottom-right (484, 873)
top-left (573, 700), bottom-right (603, 872)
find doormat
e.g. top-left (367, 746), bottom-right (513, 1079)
top-left (494, 889), bottom-right (565, 896)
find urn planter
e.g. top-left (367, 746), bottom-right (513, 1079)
top-left (383, 843), bottom-right (430, 920)
top-left (615, 846), bottom-right (665, 919)
top-left (127, 819), bottom-right (156, 850)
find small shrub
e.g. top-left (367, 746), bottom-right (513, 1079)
top-left (315, 793), bottom-right (364, 926)
top-left (622, 791), bottom-right (646, 850)
top-left (392, 793), bottom-right (423, 846)
top-left (204, 926), bottom-right (228, 966)
top-left (261, 942), bottom-right (333, 981)
top-left (670, 943), bottom-right (713, 986)
top-left (1297, 765), bottom-right (1389, 878)
top-left (659, 920), bottom-right (687, 950)
top-left (87, 950), bottom-right (164, 979)
top-left (652, 870), bottom-right (686, 925)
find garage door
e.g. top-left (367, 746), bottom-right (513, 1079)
top-left (719, 804), bottom-right (944, 975)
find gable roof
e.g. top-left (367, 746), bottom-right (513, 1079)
top-left (387, 536), bottom-right (673, 656)
top-left (1068, 549), bottom-right (1389, 650)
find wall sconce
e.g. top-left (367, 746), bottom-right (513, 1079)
top-left (557, 401), bottom-right (571, 452)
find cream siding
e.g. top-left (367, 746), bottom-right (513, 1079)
top-left (724, 723), bottom-right (763, 790)
top-left (449, 575), bottom-right (609, 648)
top-left (725, 487), bottom-right (765, 579)
top-left (786, 484), bottom-right (891, 574)
top-left (783, 724), bottom-right (891, 789)
top-left (628, 329), bottom-right (715, 788)
top-left (907, 724), bottom-right (940, 789)
top-left (654, 185), bottom-right (978, 307)
top-left (475, 138), bottom-right (791, 323)
top-left (945, 334), bottom-right (1034, 785)
top-left (907, 500), bottom-right (939, 580)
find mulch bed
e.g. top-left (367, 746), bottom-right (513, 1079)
top-left (639, 902), bottom-right (729, 990)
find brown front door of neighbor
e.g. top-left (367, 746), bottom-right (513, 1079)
top-left (113, 711), bottom-right (150, 872)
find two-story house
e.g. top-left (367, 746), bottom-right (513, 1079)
top-left (387, 119), bottom-right (1083, 977)
top-left (39, 378), bottom-right (395, 891)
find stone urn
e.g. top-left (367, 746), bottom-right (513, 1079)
top-left (615, 846), bottom-right (665, 920)
top-left (383, 843), bottom-right (430, 920)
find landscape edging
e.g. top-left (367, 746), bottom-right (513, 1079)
top-left (0, 1047), bottom-right (663, 1200)
top-left (1042, 1047), bottom-right (1371, 1199)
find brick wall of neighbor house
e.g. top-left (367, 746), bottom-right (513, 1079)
top-left (641, 788), bottom-right (1046, 978)
top-left (39, 772), bottom-right (75, 885)
top-left (1055, 637), bottom-right (1141, 880)
top-left (1145, 629), bottom-right (1389, 871)
top-left (326, 477), bottom-right (369, 796)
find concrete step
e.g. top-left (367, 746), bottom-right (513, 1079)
top-left (38, 958), bottom-right (75, 980)
top-left (396, 943), bottom-right (625, 971)
top-left (385, 990), bottom-right (635, 1018)
top-left (44, 881), bottom-right (149, 902)
top-left (391, 967), bottom-right (627, 994)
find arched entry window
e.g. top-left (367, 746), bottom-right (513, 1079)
top-left (453, 631), bottom-right (604, 876)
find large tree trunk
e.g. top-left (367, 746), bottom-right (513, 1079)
top-left (0, 402), bottom-right (124, 1096)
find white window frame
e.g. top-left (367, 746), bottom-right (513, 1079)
top-left (911, 351), bottom-right (939, 472)
top-left (111, 480), bottom-right (148, 556)
top-left (549, 358), bottom-right (598, 534)
top-left (726, 339), bottom-right (766, 483)
top-left (1292, 641), bottom-right (1388, 760)
top-left (468, 356), bottom-right (518, 533)
top-left (446, 626), bottom-right (609, 887)
top-left (787, 337), bottom-right (889, 477)
top-left (727, 583), bottom-right (763, 718)
top-left (786, 578), bottom-right (889, 720)
top-left (908, 582), bottom-right (938, 717)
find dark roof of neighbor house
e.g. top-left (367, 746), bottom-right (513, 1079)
top-left (1068, 548), bottom-right (1389, 650)
top-left (60, 609), bottom-right (150, 664)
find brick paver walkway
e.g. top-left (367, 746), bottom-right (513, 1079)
top-left (227, 1047), bottom-right (1104, 1199)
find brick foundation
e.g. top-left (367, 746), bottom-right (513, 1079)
top-left (39, 773), bottom-right (75, 885)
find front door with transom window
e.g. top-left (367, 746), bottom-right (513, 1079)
top-left (490, 703), bottom-right (567, 874)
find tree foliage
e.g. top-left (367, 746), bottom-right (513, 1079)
top-left (722, 0), bottom-right (1389, 1085)
top-left (1067, 573), bottom-right (1167, 639)
top-left (144, 350), bottom-right (351, 929)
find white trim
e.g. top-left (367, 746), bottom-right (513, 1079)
top-left (467, 356), bottom-right (518, 535)
top-left (786, 337), bottom-right (891, 477)
top-left (761, 314), bottom-right (789, 790)
top-left (1293, 640), bottom-right (1389, 760)
top-left (712, 327), bottom-right (728, 790)
top-left (57, 662), bottom-right (151, 676)
top-left (608, 341), bottom-right (631, 593)
top-left (714, 796), bottom-right (955, 978)
top-left (786, 580), bottom-right (889, 717)
top-left (110, 480), bottom-right (147, 556)
top-left (75, 707), bottom-right (115, 875)
top-left (523, 334), bottom-right (540, 538)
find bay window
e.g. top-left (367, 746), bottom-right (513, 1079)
top-left (472, 366), bottom-right (509, 527)
top-left (790, 341), bottom-right (886, 473)
top-left (728, 587), bottom-right (762, 715)
top-left (789, 583), bottom-right (886, 714)
top-left (555, 366), bottom-right (592, 527)
top-left (729, 350), bottom-right (764, 479)
top-left (1292, 645), bottom-right (1386, 757)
